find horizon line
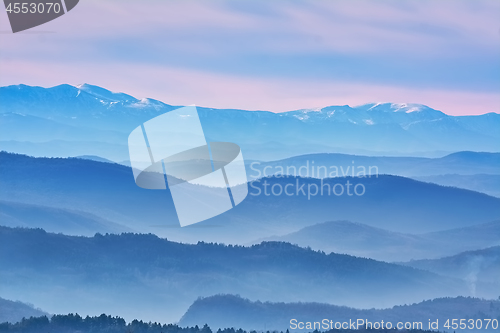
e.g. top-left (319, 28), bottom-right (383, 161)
top-left (1, 82), bottom-right (499, 117)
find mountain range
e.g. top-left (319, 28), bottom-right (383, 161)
top-left (402, 246), bottom-right (500, 289)
top-left (179, 295), bottom-right (500, 332)
top-left (1, 83), bottom-right (499, 329)
top-left (1, 153), bottom-right (500, 244)
top-left (255, 220), bottom-right (500, 262)
top-left (0, 226), bottom-right (480, 324)
top-left (0, 200), bottom-right (130, 236)
top-left (1, 84), bottom-right (499, 161)
top-left (246, 151), bottom-right (500, 179)
top-left (71, 149), bottom-right (500, 197)
top-left (414, 173), bottom-right (500, 198)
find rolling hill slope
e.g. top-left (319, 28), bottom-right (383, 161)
top-left (415, 174), bottom-right (500, 198)
top-left (255, 220), bottom-right (500, 262)
top-left (402, 246), bottom-right (500, 289)
top-left (247, 151), bottom-right (500, 180)
top-left (0, 227), bottom-right (474, 324)
top-left (1, 153), bottom-right (500, 243)
top-left (179, 295), bottom-right (500, 332)
top-left (0, 201), bottom-right (131, 236)
top-left (0, 297), bottom-right (48, 324)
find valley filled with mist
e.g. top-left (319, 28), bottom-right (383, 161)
top-left (0, 84), bottom-right (499, 332)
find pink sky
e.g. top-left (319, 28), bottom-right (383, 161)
top-left (0, 0), bottom-right (499, 115)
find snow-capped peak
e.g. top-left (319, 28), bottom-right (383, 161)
top-left (75, 83), bottom-right (138, 103)
top-left (390, 103), bottom-right (426, 113)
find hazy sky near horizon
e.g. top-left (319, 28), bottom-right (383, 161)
top-left (0, 0), bottom-right (499, 115)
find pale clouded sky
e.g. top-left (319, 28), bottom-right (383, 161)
top-left (0, 0), bottom-right (499, 115)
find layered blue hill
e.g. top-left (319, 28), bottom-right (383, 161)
top-left (0, 297), bottom-right (48, 324)
top-left (247, 151), bottom-right (500, 179)
top-left (0, 200), bottom-right (130, 236)
top-left (402, 246), bottom-right (500, 286)
top-left (254, 220), bottom-right (500, 262)
top-left (179, 294), bottom-right (500, 332)
top-left (0, 227), bottom-right (477, 324)
top-left (1, 153), bottom-right (500, 244)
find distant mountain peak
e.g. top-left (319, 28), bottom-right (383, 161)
top-left (1, 83), bottom-right (499, 154)
top-left (74, 83), bottom-right (91, 89)
top-left (75, 83), bottom-right (138, 103)
top-left (293, 107), bottom-right (323, 113)
top-left (361, 102), bottom-right (437, 113)
top-left (391, 103), bottom-right (424, 113)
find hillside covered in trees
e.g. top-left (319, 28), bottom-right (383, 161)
top-left (0, 298), bottom-right (47, 324)
top-left (0, 313), bottom-right (439, 333)
top-left (180, 295), bottom-right (500, 332)
top-left (0, 226), bottom-right (470, 323)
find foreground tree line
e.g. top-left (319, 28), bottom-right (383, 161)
top-left (0, 314), bottom-right (437, 333)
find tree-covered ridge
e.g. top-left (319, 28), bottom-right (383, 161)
top-left (2, 151), bottom-right (500, 245)
top-left (0, 313), bottom-right (437, 333)
top-left (179, 294), bottom-right (500, 331)
top-left (0, 297), bottom-right (47, 325)
top-left (0, 226), bottom-right (474, 323)
top-left (0, 225), bottom-right (454, 284)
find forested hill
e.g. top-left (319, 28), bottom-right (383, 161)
top-left (0, 297), bottom-right (47, 324)
top-left (179, 295), bottom-right (500, 332)
top-left (2, 152), bottom-right (500, 244)
top-left (0, 226), bottom-right (468, 323)
top-left (0, 313), bottom-right (438, 333)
